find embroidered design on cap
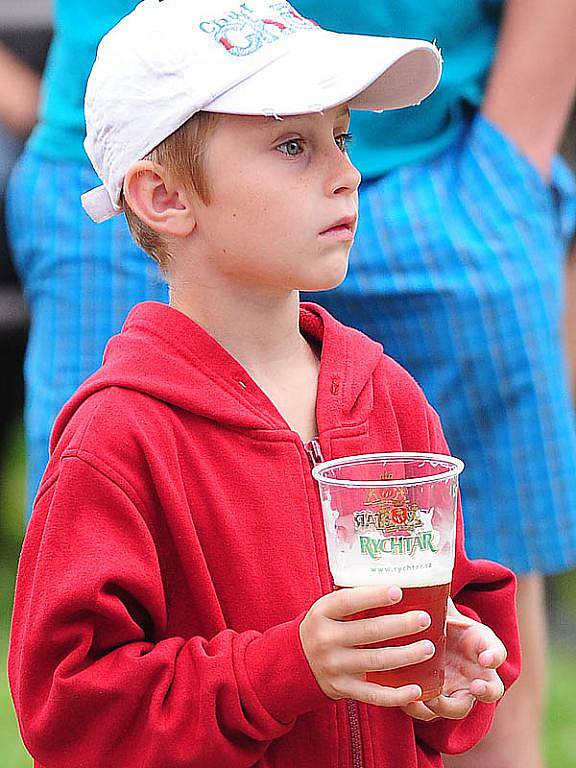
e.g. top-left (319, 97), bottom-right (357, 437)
top-left (199, 1), bottom-right (318, 57)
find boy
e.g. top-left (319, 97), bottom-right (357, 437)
top-left (9, 2), bottom-right (520, 767)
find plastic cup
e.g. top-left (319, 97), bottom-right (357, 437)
top-left (312, 452), bottom-right (464, 700)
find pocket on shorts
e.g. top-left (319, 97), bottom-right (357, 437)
top-left (467, 110), bottom-right (576, 245)
top-left (474, 111), bottom-right (552, 192)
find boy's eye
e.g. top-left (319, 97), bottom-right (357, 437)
top-left (335, 132), bottom-right (353, 152)
top-left (276, 132), bottom-right (353, 158)
top-left (277, 138), bottom-right (305, 157)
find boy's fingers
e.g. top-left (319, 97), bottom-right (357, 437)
top-left (477, 641), bottom-right (507, 668)
top-left (399, 701), bottom-right (440, 721)
top-left (339, 639), bottom-right (435, 674)
top-left (425, 692), bottom-right (475, 720)
top-left (447, 613), bottom-right (508, 670)
top-left (463, 623), bottom-right (507, 668)
top-left (344, 680), bottom-right (422, 708)
top-left (323, 585), bottom-right (402, 619)
top-left (339, 610), bottom-right (431, 647)
top-left (470, 676), bottom-right (505, 703)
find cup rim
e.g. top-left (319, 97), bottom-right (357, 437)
top-left (311, 451), bottom-right (465, 487)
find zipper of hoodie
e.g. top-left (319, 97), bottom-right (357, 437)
top-left (304, 436), bottom-right (324, 468)
top-left (304, 437), bottom-right (365, 768)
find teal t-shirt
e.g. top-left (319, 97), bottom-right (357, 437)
top-left (30, 0), bottom-right (503, 177)
top-left (29, 0), bottom-right (139, 163)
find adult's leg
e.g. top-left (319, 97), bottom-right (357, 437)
top-left (444, 572), bottom-right (547, 768)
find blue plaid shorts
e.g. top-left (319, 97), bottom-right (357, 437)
top-left (6, 150), bottom-right (168, 512)
top-left (306, 111), bottom-right (576, 575)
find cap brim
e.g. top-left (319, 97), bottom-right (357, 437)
top-left (204, 30), bottom-right (442, 116)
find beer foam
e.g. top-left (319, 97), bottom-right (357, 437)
top-left (332, 564), bottom-right (453, 588)
top-left (325, 518), bottom-right (454, 588)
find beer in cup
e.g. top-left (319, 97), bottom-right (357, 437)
top-left (312, 452), bottom-right (464, 701)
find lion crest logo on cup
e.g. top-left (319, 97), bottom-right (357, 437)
top-left (351, 474), bottom-right (439, 559)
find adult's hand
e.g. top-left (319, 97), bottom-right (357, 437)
top-left (0, 42), bottom-right (41, 137)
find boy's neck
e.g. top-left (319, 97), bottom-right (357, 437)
top-left (169, 285), bottom-right (305, 367)
top-left (169, 285), bottom-right (320, 440)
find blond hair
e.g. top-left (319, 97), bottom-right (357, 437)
top-left (121, 111), bottom-right (220, 271)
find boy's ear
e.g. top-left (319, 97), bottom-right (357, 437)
top-left (123, 160), bottom-right (196, 237)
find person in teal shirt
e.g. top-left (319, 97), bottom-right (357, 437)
top-left (7, 2), bottom-right (576, 767)
top-left (298, 3), bottom-right (576, 768)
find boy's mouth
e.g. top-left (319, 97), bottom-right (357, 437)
top-left (319, 215), bottom-right (357, 239)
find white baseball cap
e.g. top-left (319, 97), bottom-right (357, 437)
top-left (82, 0), bottom-right (442, 223)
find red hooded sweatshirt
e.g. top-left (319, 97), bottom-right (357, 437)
top-left (9, 302), bottom-right (520, 768)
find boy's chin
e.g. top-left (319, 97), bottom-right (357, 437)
top-left (299, 281), bottom-right (347, 294)
top-left (298, 249), bottom-right (350, 293)
top-left (300, 265), bottom-right (349, 293)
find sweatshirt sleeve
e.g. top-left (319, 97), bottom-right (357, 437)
top-left (8, 453), bottom-right (328, 768)
top-left (412, 408), bottom-right (522, 756)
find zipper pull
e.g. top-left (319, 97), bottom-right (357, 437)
top-left (304, 437), bottom-right (324, 467)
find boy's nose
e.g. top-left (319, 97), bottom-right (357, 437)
top-left (328, 152), bottom-right (362, 197)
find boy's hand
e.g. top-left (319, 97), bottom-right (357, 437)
top-left (299, 585), bottom-right (434, 707)
top-left (399, 598), bottom-right (507, 722)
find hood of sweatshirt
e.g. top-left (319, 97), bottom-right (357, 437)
top-left (50, 301), bottom-right (384, 451)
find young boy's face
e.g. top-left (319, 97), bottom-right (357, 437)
top-left (192, 104), bottom-right (361, 295)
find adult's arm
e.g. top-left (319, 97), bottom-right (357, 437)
top-left (0, 41), bottom-right (41, 137)
top-left (481, 0), bottom-right (576, 179)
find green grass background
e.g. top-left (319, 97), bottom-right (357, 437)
top-left (1, 421), bottom-right (575, 766)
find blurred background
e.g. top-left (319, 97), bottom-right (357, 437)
top-left (1, 1), bottom-right (51, 765)
top-left (0, 0), bottom-right (575, 765)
